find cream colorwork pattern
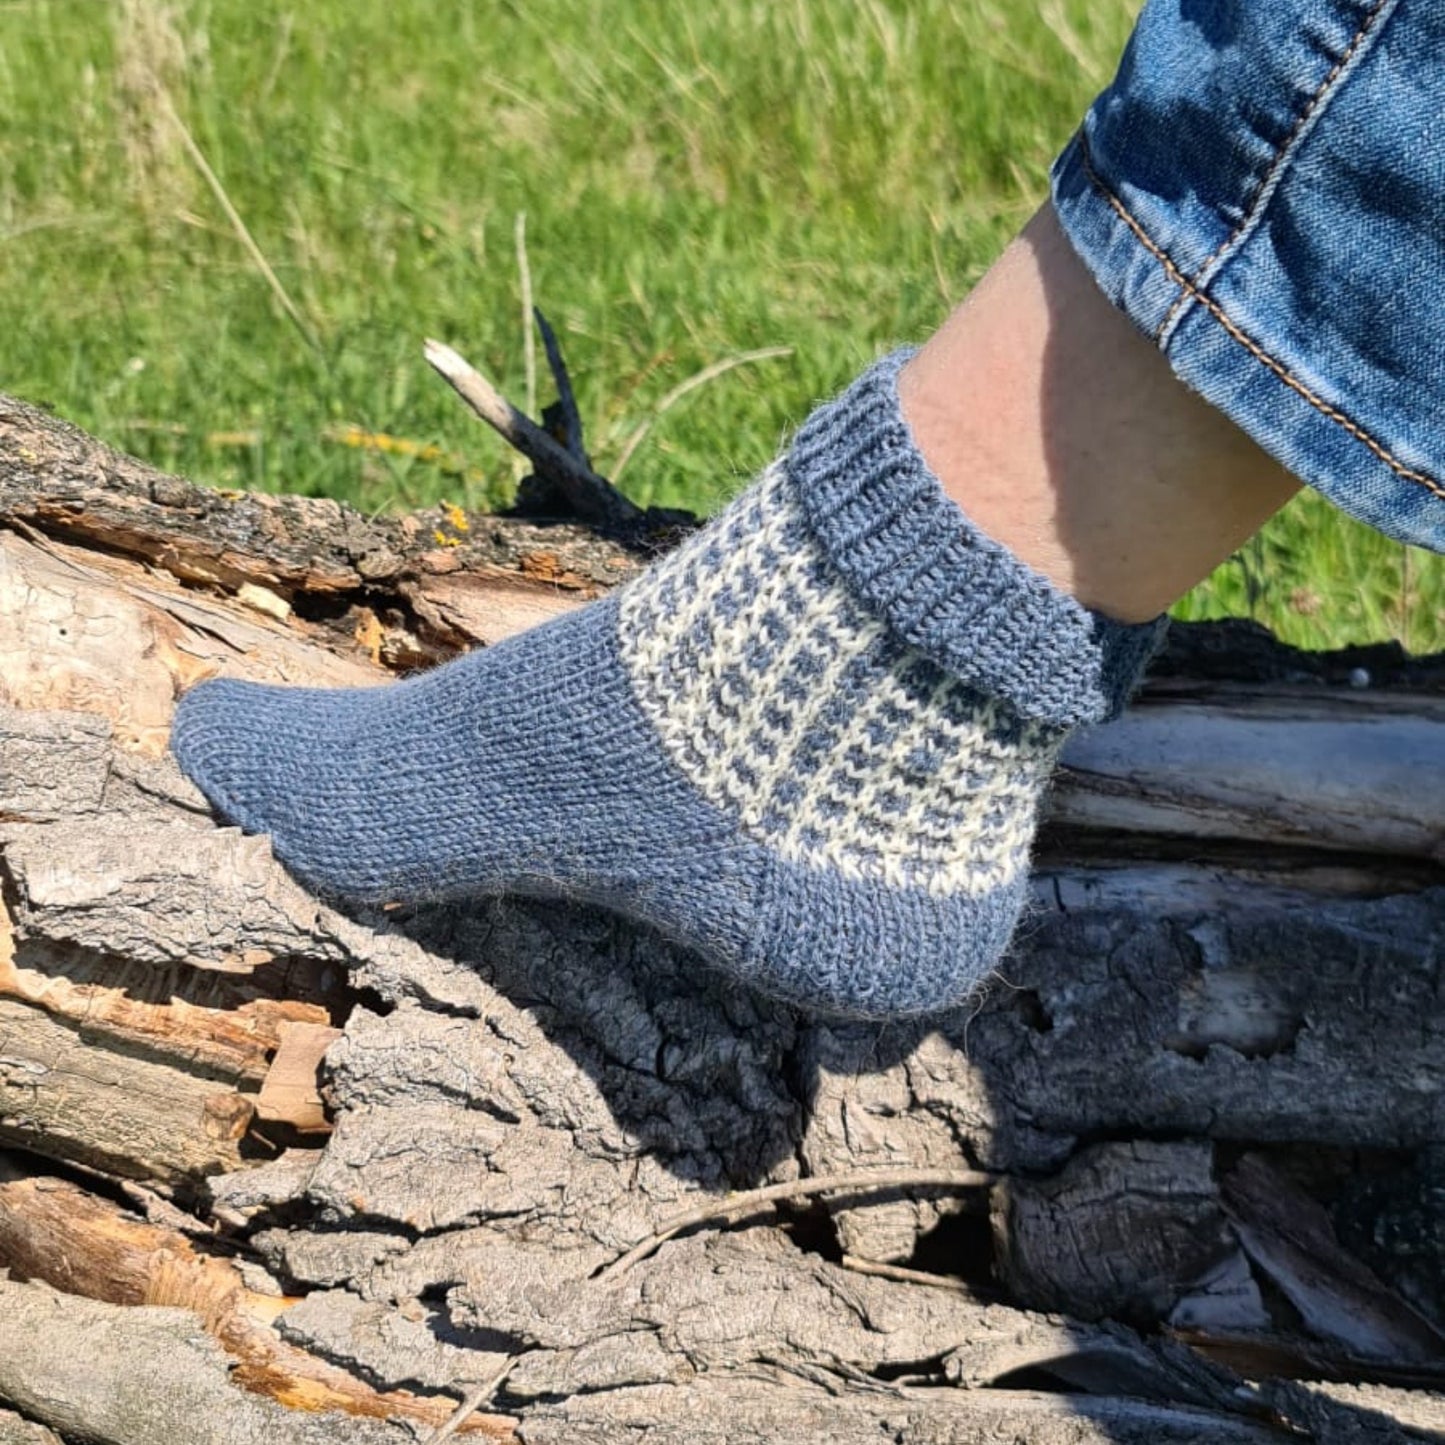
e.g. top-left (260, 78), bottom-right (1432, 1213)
top-left (617, 464), bottom-right (1065, 897)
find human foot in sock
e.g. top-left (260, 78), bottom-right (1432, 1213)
top-left (171, 351), bottom-right (1163, 1018)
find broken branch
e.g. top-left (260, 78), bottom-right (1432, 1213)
top-left (424, 338), bottom-right (642, 532)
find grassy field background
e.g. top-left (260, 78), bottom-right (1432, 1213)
top-left (3, 0), bottom-right (1441, 651)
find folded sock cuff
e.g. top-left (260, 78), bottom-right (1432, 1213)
top-left (785, 348), bottom-right (1166, 728)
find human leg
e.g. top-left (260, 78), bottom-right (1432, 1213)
top-left (175, 1), bottom-right (1445, 1021)
top-left (901, 204), bottom-right (1301, 623)
top-left (1051, 0), bottom-right (1445, 557)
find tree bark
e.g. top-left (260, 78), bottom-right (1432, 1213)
top-left (1, 393), bottom-right (1443, 1444)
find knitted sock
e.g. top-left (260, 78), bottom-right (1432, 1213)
top-left (171, 351), bottom-right (1163, 1018)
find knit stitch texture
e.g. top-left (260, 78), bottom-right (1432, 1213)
top-left (171, 349), bottom-right (1165, 1018)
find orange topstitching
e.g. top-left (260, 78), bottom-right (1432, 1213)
top-left (1076, 135), bottom-right (1445, 506)
top-left (1155, 0), bottom-right (1396, 341)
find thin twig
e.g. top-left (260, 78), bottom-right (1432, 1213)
top-left (597, 1166), bottom-right (995, 1282)
top-left (118, 1180), bottom-right (213, 1238)
top-left (533, 306), bottom-right (586, 461)
top-left (423, 1355), bottom-right (520, 1445)
top-left (840, 1254), bottom-right (981, 1296)
top-left (153, 83), bottom-right (322, 354)
top-left (611, 346), bottom-right (792, 484)
top-left (424, 339), bottom-right (641, 530)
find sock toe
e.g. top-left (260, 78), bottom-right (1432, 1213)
top-left (171, 677), bottom-right (382, 895)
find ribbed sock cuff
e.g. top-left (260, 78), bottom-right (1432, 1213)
top-left (785, 348), bottom-right (1166, 727)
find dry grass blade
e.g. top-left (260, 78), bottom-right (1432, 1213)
top-left (610, 346), bottom-right (793, 483)
top-left (152, 81), bottom-right (322, 354)
top-left (516, 212), bottom-right (536, 423)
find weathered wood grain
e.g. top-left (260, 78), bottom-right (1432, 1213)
top-left (2, 393), bottom-right (1444, 1444)
top-left (1053, 688), bottom-right (1445, 862)
top-left (0, 997), bottom-right (250, 1180)
top-left (0, 1166), bottom-right (512, 1439)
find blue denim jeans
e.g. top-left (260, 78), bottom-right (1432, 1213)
top-left (1052, 0), bottom-right (1445, 554)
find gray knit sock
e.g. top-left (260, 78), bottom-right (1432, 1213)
top-left (172, 350), bottom-right (1164, 1018)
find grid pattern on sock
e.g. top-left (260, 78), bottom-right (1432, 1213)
top-left (618, 465), bottom-right (1063, 897)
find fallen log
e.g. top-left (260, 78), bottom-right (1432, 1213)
top-left (1, 390), bottom-right (1443, 1444)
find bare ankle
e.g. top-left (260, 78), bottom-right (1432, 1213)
top-left (899, 205), bottom-right (1300, 623)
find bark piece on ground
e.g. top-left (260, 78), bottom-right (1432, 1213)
top-left (992, 1140), bottom-right (1239, 1324)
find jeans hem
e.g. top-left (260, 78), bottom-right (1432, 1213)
top-left (1051, 128), bottom-right (1445, 556)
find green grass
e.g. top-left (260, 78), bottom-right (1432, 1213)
top-left (3, 0), bottom-right (1441, 651)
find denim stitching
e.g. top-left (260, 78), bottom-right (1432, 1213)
top-left (1155, 0), bottom-right (1395, 341)
top-left (1077, 133), bottom-right (1445, 505)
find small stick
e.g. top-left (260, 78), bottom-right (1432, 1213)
top-left (424, 339), bottom-right (641, 531)
top-left (840, 1254), bottom-right (980, 1296)
top-left (533, 306), bottom-right (586, 461)
top-left (118, 1180), bottom-right (212, 1238)
top-left (597, 1166), bottom-right (995, 1282)
top-left (422, 1355), bottom-right (519, 1445)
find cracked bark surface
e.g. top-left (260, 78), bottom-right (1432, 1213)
top-left (1, 396), bottom-right (1444, 1443)
top-left (0, 1408), bottom-right (61, 1445)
